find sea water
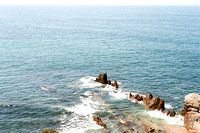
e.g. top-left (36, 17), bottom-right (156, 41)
top-left (0, 6), bottom-right (200, 132)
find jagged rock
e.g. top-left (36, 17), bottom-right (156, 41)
top-left (111, 80), bottom-right (118, 89)
top-left (134, 94), bottom-right (143, 101)
top-left (95, 73), bottom-right (119, 89)
top-left (166, 110), bottom-right (170, 116)
top-left (129, 93), bottom-right (135, 100)
top-left (146, 94), bottom-right (153, 100)
top-left (143, 94), bottom-right (165, 111)
top-left (169, 111), bottom-right (176, 117)
top-left (93, 115), bottom-right (107, 128)
top-left (95, 73), bottom-right (108, 84)
top-left (158, 99), bottom-right (165, 111)
top-left (108, 80), bottom-right (111, 85)
top-left (147, 96), bottom-right (161, 110)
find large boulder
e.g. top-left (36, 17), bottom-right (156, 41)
top-left (181, 93), bottom-right (200, 133)
top-left (95, 73), bottom-right (108, 84)
top-left (143, 94), bottom-right (165, 111)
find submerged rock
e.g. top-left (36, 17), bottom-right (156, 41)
top-left (41, 129), bottom-right (58, 133)
top-left (93, 115), bottom-right (107, 128)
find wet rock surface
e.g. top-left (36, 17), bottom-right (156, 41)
top-left (93, 115), bottom-right (107, 128)
top-left (129, 93), bottom-right (165, 111)
top-left (95, 73), bottom-right (119, 89)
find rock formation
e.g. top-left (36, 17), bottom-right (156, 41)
top-left (179, 93), bottom-right (200, 133)
top-left (95, 73), bottom-right (108, 84)
top-left (129, 93), bottom-right (165, 111)
top-left (95, 73), bottom-right (118, 89)
top-left (169, 111), bottom-right (176, 117)
top-left (93, 115), bottom-right (107, 128)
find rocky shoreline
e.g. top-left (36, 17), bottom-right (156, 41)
top-left (93, 73), bottom-right (200, 133)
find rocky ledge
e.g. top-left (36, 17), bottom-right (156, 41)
top-left (179, 93), bottom-right (200, 133)
top-left (95, 73), bottom-right (118, 89)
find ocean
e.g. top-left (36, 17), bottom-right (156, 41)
top-left (0, 6), bottom-right (200, 133)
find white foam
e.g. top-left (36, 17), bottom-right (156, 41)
top-left (109, 91), bottom-right (128, 99)
top-left (57, 94), bottom-right (104, 133)
top-left (83, 91), bottom-right (93, 96)
top-left (58, 114), bottom-right (102, 133)
top-left (146, 110), bottom-right (184, 126)
top-left (41, 86), bottom-right (49, 91)
top-left (64, 96), bottom-right (98, 116)
top-left (165, 103), bottom-right (174, 109)
top-left (79, 76), bottom-right (102, 89)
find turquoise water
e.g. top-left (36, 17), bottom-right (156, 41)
top-left (0, 6), bottom-right (200, 132)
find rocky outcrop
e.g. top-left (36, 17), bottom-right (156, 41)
top-left (180, 93), bottom-right (200, 133)
top-left (129, 93), bottom-right (165, 111)
top-left (180, 93), bottom-right (200, 117)
top-left (111, 80), bottom-right (118, 88)
top-left (95, 73), bottom-right (118, 89)
top-left (95, 73), bottom-right (108, 84)
top-left (93, 115), bottom-right (107, 128)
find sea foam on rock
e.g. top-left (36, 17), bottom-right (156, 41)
top-left (129, 93), bottom-right (165, 111)
top-left (95, 73), bottom-right (118, 89)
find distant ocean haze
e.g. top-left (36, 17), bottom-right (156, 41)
top-left (0, 6), bottom-right (199, 132)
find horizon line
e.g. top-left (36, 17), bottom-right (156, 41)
top-left (0, 4), bottom-right (200, 6)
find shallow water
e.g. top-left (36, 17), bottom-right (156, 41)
top-left (0, 6), bottom-right (200, 132)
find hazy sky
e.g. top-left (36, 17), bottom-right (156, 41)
top-left (0, 0), bottom-right (199, 5)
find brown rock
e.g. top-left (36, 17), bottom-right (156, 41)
top-left (184, 112), bottom-right (200, 133)
top-left (123, 120), bottom-right (130, 126)
top-left (129, 93), bottom-right (135, 99)
top-left (166, 110), bottom-right (170, 116)
top-left (95, 73), bottom-right (108, 84)
top-left (169, 111), bottom-right (176, 117)
top-left (113, 80), bottom-right (118, 88)
top-left (93, 115), bottom-right (107, 128)
top-left (146, 94), bottom-right (153, 100)
top-left (108, 80), bottom-right (111, 85)
top-left (158, 99), bottom-right (165, 111)
top-left (182, 93), bottom-right (200, 133)
top-left (180, 108), bottom-right (187, 116)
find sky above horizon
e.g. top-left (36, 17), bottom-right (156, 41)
top-left (0, 0), bottom-right (199, 5)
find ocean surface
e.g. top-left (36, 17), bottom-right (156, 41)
top-left (0, 6), bottom-right (200, 133)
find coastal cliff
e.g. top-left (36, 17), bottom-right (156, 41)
top-left (180, 93), bottom-right (200, 133)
